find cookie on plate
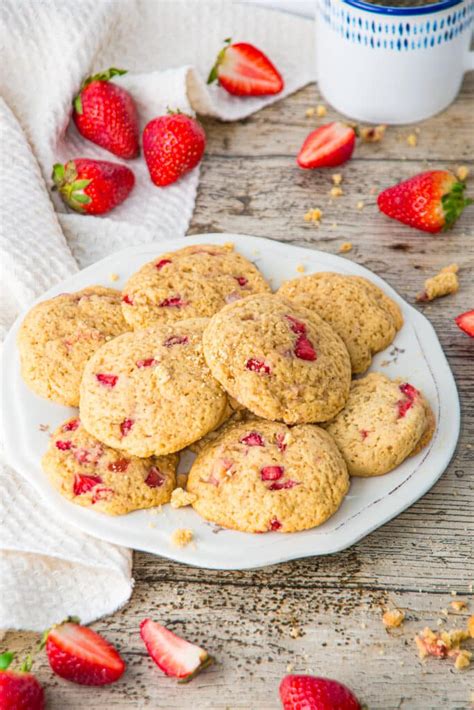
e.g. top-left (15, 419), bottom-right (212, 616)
top-left (323, 372), bottom-right (435, 477)
top-left (42, 417), bottom-right (177, 515)
top-left (18, 287), bottom-right (130, 406)
top-left (278, 272), bottom-right (403, 374)
top-left (202, 294), bottom-right (351, 424)
top-left (80, 318), bottom-right (228, 457)
top-left (122, 243), bottom-right (271, 330)
top-left (187, 418), bottom-right (349, 533)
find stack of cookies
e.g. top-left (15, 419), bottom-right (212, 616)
top-left (18, 243), bottom-right (435, 534)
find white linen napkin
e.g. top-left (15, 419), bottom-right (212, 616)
top-left (0, 0), bottom-right (313, 631)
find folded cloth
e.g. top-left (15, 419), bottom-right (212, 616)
top-left (0, 0), bottom-right (313, 631)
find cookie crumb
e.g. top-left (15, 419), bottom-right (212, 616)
top-left (148, 521), bottom-right (157, 529)
top-left (290, 626), bottom-right (302, 639)
top-left (360, 124), bottom-right (386, 142)
top-left (338, 241), bottom-right (353, 254)
top-left (109, 272), bottom-right (119, 282)
top-left (316, 104), bottom-right (327, 117)
top-left (407, 133), bottom-right (418, 147)
top-left (171, 528), bottom-right (193, 547)
top-left (296, 264), bottom-right (305, 273)
top-left (456, 165), bottom-right (469, 181)
top-left (454, 650), bottom-right (471, 670)
top-left (416, 264), bottom-right (459, 302)
top-left (170, 487), bottom-right (197, 509)
top-left (305, 107), bottom-right (315, 118)
top-left (330, 186), bottom-right (344, 198)
top-left (332, 173), bottom-right (343, 186)
top-left (356, 200), bottom-right (365, 210)
top-left (468, 615), bottom-right (474, 638)
top-left (304, 208), bottom-right (323, 223)
top-left (451, 600), bottom-right (467, 612)
top-left (383, 609), bottom-right (405, 628)
top-left (286, 663), bottom-right (294, 673)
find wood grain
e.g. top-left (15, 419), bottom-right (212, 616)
top-left (5, 75), bottom-right (473, 710)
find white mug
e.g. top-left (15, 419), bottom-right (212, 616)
top-left (315, 0), bottom-right (474, 123)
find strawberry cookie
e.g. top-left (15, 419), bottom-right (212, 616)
top-left (42, 417), bottom-right (177, 515)
top-left (202, 294), bottom-right (351, 424)
top-left (187, 418), bottom-right (349, 533)
top-left (79, 318), bottom-right (228, 456)
top-left (18, 287), bottom-right (130, 407)
top-left (323, 373), bottom-right (435, 477)
top-left (278, 273), bottom-right (403, 374)
top-left (121, 243), bottom-right (270, 330)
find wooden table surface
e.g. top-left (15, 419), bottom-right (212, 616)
top-left (6, 76), bottom-right (474, 709)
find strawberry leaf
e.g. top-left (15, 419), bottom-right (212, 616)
top-left (0, 652), bottom-right (14, 670)
top-left (73, 93), bottom-right (83, 115)
top-left (71, 179), bottom-right (91, 191)
top-left (442, 181), bottom-right (473, 230)
top-left (81, 67), bottom-right (127, 89)
top-left (207, 40), bottom-right (231, 84)
top-left (52, 163), bottom-right (65, 186)
top-left (73, 193), bottom-right (92, 205)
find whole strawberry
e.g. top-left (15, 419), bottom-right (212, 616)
top-left (377, 170), bottom-right (472, 233)
top-left (207, 39), bottom-right (283, 96)
top-left (0, 652), bottom-right (45, 710)
top-left (43, 618), bottom-right (125, 685)
top-left (143, 111), bottom-right (206, 187)
top-left (52, 158), bottom-right (135, 214)
top-left (455, 310), bottom-right (474, 337)
top-left (279, 674), bottom-right (361, 710)
top-left (73, 68), bottom-right (139, 159)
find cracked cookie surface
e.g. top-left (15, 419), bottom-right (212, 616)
top-left (122, 243), bottom-right (270, 330)
top-left (278, 272), bottom-right (403, 374)
top-left (202, 294), bottom-right (351, 424)
top-left (18, 286), bottom-right (130, 407)
top-left (42, 417), bottom-right (177, 515)
top-left (187, 418), bottom-right (349, 533)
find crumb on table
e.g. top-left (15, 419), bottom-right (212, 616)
top-left (456, 165), bottom-right (469, 181)
top-left (316, 104), bottom-right (327, 117)
top-left (360, 125), bottom-right (386, 142)
top-left (407, 133), bottom-right (418, 147)
top-left (296, 264), bottom-right (305, 273)
top-left (171, 528), bottom-right (194, 547)
top-left (468, 615), bottom-right (474, 638)
top-left (414, 625), bottom-right (472, 670)
top-left (332, 173), bottom-right (343, 186)
top-left (330, 186), bottom-right (343, 198)
top-left (450, 600), bottom-right (467, 612)
top-left (170, 488), bottom-right (197, 509)
top-left (356, 200), bottom-right (365, 210)
top-left (383, 609), bottom-right (405, 628)
top-left (416, 264), bottom-right (459, 302)
top-left (338, 241), bottom-right (353, 254)
top-left (304, 208), bottom-right (323, 224)
top-left (305, 107), bottom-right (315, 117)
top-left (109, 272), bottom-right (119, 282)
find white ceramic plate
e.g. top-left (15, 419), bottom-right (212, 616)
top-left (1, 234), bottom-right (460, 570)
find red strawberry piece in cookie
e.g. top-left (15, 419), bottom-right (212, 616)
top-left (269, 518), bottom-right (282, 531)
top-left (145, 467), bottom-right (165, 488)
top-left (397, 382), bottom-right (419, 418)
top-left (240, 431), bottom-right (265, 447)
top-left (56, 440), bottom-right (72, 451)
top-left (120, 418), bottom-right (134, 437)
top-left (73, 474), bottom-right (103, 496)
top-left (163, 335), bottom-right (189, 347)
top-left (108, 458), bottom-right (130, 473)
top-left (275, 433), bottom-right (287, 452)
top-left (96, 373), bottom-right (118, 388)
top-left (234, 276), bottom-right (248, 287)
top-left (92, 487), bottom-right (114, 503)
top-left (245, 358), bottom-right (271, 374)
top-left (159, 296), bottom-right (188, 309)
top-left (294, 334), bottom-right (317, 361)
top-left (156, 259), bottom-right (172, 270)
top-left (260, 465), bottom-right (284, 481)
top-left (285, 315), bottom-right (307, 334)
top-left (268, 480), bottom-right (299, 491)
top-left (122, 294), bottom-right (134, 305)
top-left (62, 418), bottom-right (80, 432)
top-left (136, 358), bottom-right (156, 368)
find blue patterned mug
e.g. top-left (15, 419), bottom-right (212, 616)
top-left (315, 0), bottom-right (474, 123)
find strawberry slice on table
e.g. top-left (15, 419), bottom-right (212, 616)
top-left (52, 159), bottom-right (135, 215)
top-left (455, 310), bottom-right (474, 337)
top-left (140, 619), bottom-right (213, 682)
top-left (297, 122), bottom-right (356, 169)
top-left (377, 170), bottom-right (472, 233)
top-left (207, 39), bottom-right (283, 96)
top-left (0, 652), bottom-right (45, 710)
top-left (279, 674), bottom-right (361, 710)
top-left (143, 112), bottom-right (206, 187)
top-left (43, 618), bottom-right (125, 685)
top-left (72, 67), bottom-right (139, 158)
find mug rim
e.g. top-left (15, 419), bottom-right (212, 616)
top-left (342, 0), bottom-right (465, 16)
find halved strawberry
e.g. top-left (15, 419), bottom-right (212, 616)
top-left (207, 39), bottom-right (283, 96)
top-left (297, 122), bottom-right (356, 169)
top-left (455, 310), bottom-right (474, 337)
top-left (43, 619), bottom-right (125, 686)
top-left (140, 619), bottom-right (213, 682)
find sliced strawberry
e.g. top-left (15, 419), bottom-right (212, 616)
top-left (44, 620), bottom-right (125, 686)
top-left (294, 334), bottom-right (317, 361)
top-left (73, 474), bottom-right (102, 496)
top-left (0, 652), bottom-right (45, 710)
top-left (240, 431), bottom-right (265, 447)
top-left (207, 40), bottom-right (283, 96)
top-left (455, 309), bottom-right (474, 337)
top-left (261, 465), bottom-right (284, 481)
top-left (297, 122), bottom-right (356, 169)
top-left (377, 170), bottom-right (472, 233)
top-left (140, 619), bottom-right (213, 682)
top-left (280, 674), bottom-right (361, 710)
top-left (245, 358), bottom-right (271, 374)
